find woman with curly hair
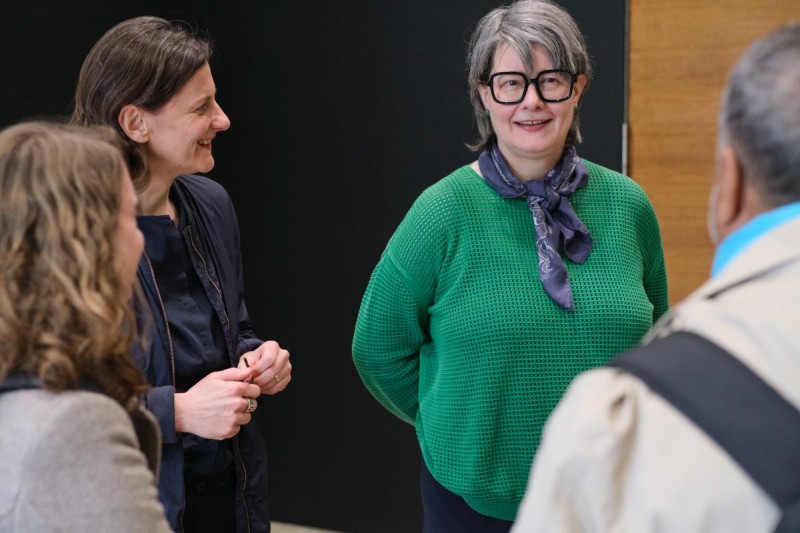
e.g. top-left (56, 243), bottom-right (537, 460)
top-left (0, 121), bottom-right (172, 532)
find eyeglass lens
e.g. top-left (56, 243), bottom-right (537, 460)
top-left (490, 71), bottom-right (573, 103)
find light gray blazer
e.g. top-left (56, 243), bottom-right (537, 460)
top-left (0, 388), bottom-right (173, 532)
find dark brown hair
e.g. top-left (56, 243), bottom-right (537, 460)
top-left (71, 16), bottom-right (211, 191)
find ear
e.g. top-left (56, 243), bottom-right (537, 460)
top-left (711, 145), bottom-right (746, 240)
top-left (118, 104), bottom-right (149, 144)
top-left (572, 73), bottom-right (588, 104)
top-left (478, 82), bottom-right (492, 110)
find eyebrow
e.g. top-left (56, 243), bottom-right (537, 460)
top-left (188, 95), bottom-right (212, 108)
top-left (188, 87), bottom-right (219, 107)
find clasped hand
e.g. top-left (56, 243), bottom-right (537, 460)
top-left (175, 367), bottom-right (261, 440)
top-left (173, 341), bottom-right (291, 440)
top-left (237, 340), bottom-right (292, 395)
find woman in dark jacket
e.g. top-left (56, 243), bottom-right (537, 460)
top-left (71, 16), bottom-right (292, 533)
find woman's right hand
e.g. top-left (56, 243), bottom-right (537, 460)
top-left (174, 367), bottom-right (261, 440)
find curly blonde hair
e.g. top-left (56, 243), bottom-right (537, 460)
top-left (0, 121), bottom-right (147, 408)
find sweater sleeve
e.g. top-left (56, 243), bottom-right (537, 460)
top-left (352, 255), bottom-right (426, 424)
top-left (352, 183), bottom-right (452, 425)
top-left (645, 247), bottom-right (669, 323)
top-left (16, 394), bottom-right (172, 533)
top-left (635, 186), bottom-right (669, 322)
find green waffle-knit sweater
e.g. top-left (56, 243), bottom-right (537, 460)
top-left (352, 160), bottom-right (668, 520)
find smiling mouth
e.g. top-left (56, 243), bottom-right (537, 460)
top-left (516, 119), bottom-right (549, 126)
top-left (198, 139), bottom-right (212, 146)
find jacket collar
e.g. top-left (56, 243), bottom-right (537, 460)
top-left (690, 216), bottom-right (800, 303)
top-left (646, 217), bottom-right (800, 341)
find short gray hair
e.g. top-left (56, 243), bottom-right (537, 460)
top-left (466, 0), bottom-right (592, 152)
top-left (719, 23), bottom-right (800, 207)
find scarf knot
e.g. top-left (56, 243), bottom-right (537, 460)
top-left (526, 180), bottom-right (561, 211)
top-left (478, 142), bottom-right (593, 310)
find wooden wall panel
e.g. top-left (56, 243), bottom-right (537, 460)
top-left (628, 0), bottom-right (799, 304)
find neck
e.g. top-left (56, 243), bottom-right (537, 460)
top-left (138, 174), bottom-right (177, 219)
top-left (503, 150), bottom-right (562, 182)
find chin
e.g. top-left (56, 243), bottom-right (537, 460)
top-left (200, 158), bottom-right (216, 173)
top-left (508, 138), bottom-right (558, 155)
top-left (190, 162), bottom-right (215, 175)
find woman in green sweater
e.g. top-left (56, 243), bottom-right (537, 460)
top-left (352, 1), bottom-right (668, 531)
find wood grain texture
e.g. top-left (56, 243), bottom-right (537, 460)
top-left (628, 0), bottom-right (799, 304)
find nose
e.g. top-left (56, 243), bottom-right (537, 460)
top-left (521, 81), bottom-right (545, 108)
top-left (212, 101), bottom-right (231, 132)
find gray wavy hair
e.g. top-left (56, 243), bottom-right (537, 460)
top-left (719, 23), bottom-right (800, 208)
top-left (466, 0), bottom-right (592, 152)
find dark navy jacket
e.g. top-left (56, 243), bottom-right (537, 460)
top-left (134, 174), bottom-right (269, 532)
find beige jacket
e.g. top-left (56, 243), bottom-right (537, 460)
top-left (0, 388), bottom-right (172, 532)
top-left (512, 217), bottom-right (800, 533)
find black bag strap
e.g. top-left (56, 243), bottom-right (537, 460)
top-left (0, 373), bottom-right (40, 394)
top-left (609, 331), bottom-right (800, 532)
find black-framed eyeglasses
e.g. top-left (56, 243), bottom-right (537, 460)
top-left (485, 70), bottom-right (577, 104)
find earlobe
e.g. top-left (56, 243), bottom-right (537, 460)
top-left (118, 105), bottom-right (149, 144)
top-left (572, 73), bottom-right (588, 103)
top-left (478, 83), bottom-right (492, 110)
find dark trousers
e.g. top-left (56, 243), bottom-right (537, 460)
top-left (182, 465), bottom-right (236, 533)
top-left (420, 460), bottom-right (514, 533)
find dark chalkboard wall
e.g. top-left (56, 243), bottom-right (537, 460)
top-left (0, 2), bottom-right (625, 531)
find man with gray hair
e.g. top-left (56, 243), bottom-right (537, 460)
top-left (511, 23), bottom-right (800, 533)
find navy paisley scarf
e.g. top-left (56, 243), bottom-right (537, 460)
top-left (478, 142), bottom-right (593, 310)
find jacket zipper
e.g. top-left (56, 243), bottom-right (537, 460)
top-left (142, 251), bottom-right (184, 532)
top-left (142, 252), bottom-right (177, 388)
top-left (187, 226), bottom-right (231, 330)
top-left (187, 225), bottom-right (252, 533)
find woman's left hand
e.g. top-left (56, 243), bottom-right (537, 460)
top-left (238, 340), bottom-right (292, 395)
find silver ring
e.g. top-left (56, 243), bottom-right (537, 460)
top-left (243, 398), bottom-right (256, 413)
